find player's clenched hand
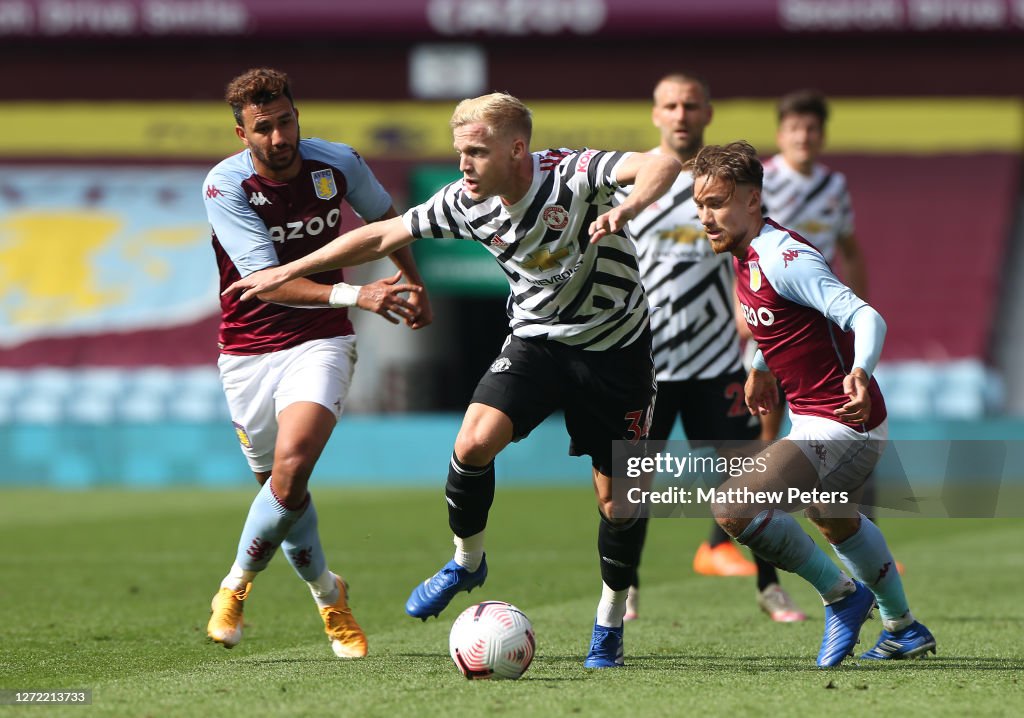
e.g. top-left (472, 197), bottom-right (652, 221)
top-left (835, 369), bottom-right (872, 424)
top-left (405, 285), bottom-right (434, 330)
top-left (223, 266), bottom-right (293, 301)
top-left (744, 368), bottom-right (779, 416)
top-left (356, 271), bottom-right (422, 325)
top-left (589, 205), bottom-right (637, 244)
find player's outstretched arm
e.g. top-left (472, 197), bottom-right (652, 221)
top-left (589, 152), bottom-right (680, 243)
top-left (225, 216), bottom-right (414, 301)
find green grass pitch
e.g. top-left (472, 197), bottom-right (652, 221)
top-left (2, 486), bottom-right (1022, 717)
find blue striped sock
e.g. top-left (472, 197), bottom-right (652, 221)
top-left (738, 510), bottom-right (844, 596)
top-left (282, 495), bottom-right (327, 582)
top-left (234, 479), bottom-right (304, 572)
top-left (832, 515), bottom-right (909, 621)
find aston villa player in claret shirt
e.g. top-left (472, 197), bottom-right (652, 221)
top-left (202, 67), bottom-right (430, 660)
top-left (691, 141), bottom-right (934, 668)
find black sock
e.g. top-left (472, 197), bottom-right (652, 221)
top-left (598, 515), bottom-right (648, 591)
top-left (630, 518), bottom-right (649, 588)
top-left (708, 522), bottom-right (731, 548)
top-left (755, 555), bottom-right (780, 592)
top-left (445, 454), bottom-right (495, 538)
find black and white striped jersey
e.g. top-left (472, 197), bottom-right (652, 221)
top-left (402, 148), bottom-right (649, 351)
top-left (762, 154), bottom-right (854, 265)
top-left (618, 161), bottom-right (741, 381)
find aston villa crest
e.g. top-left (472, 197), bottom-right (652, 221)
top-left (311, 169), bottom-right (338, 200)
top-left (749, 260), bottom-right (762, 291)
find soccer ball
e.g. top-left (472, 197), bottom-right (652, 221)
top-left (449, 601), bottom-right (536, 680)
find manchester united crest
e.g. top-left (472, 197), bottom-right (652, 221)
top-left (311, 169), bottom-right (338, 200)
top-left (542, 205), bottom-right (569, 230)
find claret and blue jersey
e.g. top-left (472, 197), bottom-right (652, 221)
top-left (733, 219), bottom-right (886, 430)
top-left (203, 138), bottom-right (393, 355)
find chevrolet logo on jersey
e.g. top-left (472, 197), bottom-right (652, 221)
top-left (311, 169), bottom-right (338, 200)
top-left (521, 247), bottom-right (571, 271)
top-left (656, 226), bottom-right (706, 245)
top-left (797, 220), bottom-right (831, 235)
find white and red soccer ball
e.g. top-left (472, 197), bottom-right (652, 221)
top-left (449, 601), bottom-right (535, 680)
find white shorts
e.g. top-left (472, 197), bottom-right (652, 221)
top-left (786, 413), bottom-right (888, 493)
top-left (218, 335), bottom-right (357, 473)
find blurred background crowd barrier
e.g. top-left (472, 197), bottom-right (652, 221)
top-left (1, 0), bottom-right (1021, 485)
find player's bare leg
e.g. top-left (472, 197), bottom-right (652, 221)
top-left (405, 403), bottom-right (513, 620)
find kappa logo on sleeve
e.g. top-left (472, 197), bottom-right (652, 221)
top-left (205, 185), bottom-right (224, 200)
top-left (782, 247), bottom-right (819, 268)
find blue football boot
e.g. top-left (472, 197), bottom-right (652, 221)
top-left (583, 621), bottom-right (624, 668)
top-left (817, 580), bottom-right (875, 667)
top-left (861, 621), bottom-right (936, 660)
top-left (405, 555), bottom-right (487, 620)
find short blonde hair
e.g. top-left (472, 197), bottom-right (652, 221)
top-left (450, 92), bottom-right (532, 143)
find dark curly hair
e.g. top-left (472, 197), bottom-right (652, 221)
top-left (225, 68), bottom-right (295, 126)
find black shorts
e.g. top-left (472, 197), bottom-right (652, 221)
top-left (471, 332), bottom-right (656, 476)
top-left (649, 369), bottom-right (759, 443)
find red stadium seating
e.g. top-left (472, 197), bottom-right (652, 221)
top-left (824, 153), bottom-right (1020, 362)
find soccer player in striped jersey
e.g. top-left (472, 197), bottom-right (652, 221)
top-left (226, 92), bottom-right (681, 668)
top-left (694, 141), bottom-right (934, 667)
top-left (618, 73), bottom-right (804, 623)
top-left (757, 90), bottom-right (869, 445)
top-left (763, 90), bottom-right (866, 295)
top-left (203, 68), bottom-right (431, 659)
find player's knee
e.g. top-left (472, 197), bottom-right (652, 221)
top-left (271, 450), bottom-right (316, 494)
top-left (596, 497), bottom-right (619, 524)
top-left (716, 516), bottom-right (749, 539)
top-left (804, 509), bottom-right (859, 543)
top-left (454, 428), bottom-right (501, 466)
top-left (710, 501), bottom-right (748, 538)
